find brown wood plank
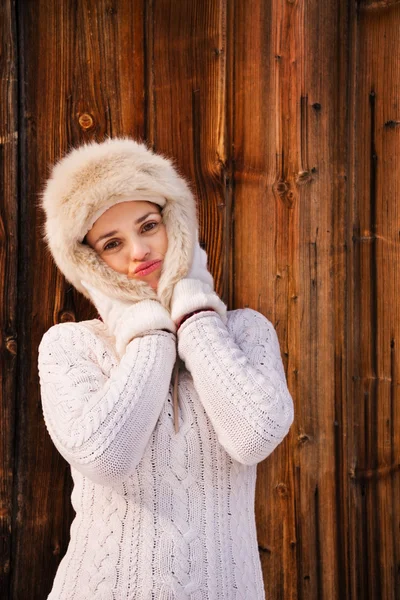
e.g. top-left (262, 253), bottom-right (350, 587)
top-left (13, 1), bottom-right (146, 598)
top-left (0, 2), bottom-right (18, 598)
top-left (226, 1), bottom-right (297, 598)
top-left (147, 0), bottom-right (227, 297)
top-left (228, 0), bottom-right (351, 598)
top-left (295, 1), bottom-right (350, 598)
top-left (349, 5), bottom-right (400, 599)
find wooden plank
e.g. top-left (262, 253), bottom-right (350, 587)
top-left (13, 1), bottom-right (146, 597)
top-left (228, 0), bottom-right (351, 597)
top-left (147, 0), bottom-right (227, 296)
top-left (226, 1), bottom-right (297, 598)
top-left (348, 5), bottom-right (400, 599)
top-left (295, 0), bottom-right (351, 595)
top-left (0, 2), bottom-right (18, 598)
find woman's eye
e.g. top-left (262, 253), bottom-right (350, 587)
top-left (103, 240), bottom-right (120, 251)
top-left (142, 221), bottom-right (159, 233)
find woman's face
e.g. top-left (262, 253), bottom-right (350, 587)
top-left (85, 200), bottom-right (168, 291)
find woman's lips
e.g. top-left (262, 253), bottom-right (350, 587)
top-left (134, 260), bottom-right (162, 276)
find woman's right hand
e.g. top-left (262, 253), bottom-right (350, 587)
top-left (81, 281), bottom-right (176, 357)
top-left (170, 240), bottom-right (227, 328)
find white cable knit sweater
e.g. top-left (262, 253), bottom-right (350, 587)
top-left (38, 307), bottom-right (294, 600)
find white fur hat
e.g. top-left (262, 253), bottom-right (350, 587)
top-left (41, 137), bottom-right (198, 308)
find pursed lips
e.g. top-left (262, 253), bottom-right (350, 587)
top-left (133, 260), bottom-right (162, 276)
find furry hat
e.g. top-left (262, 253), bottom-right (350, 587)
top-left (41, 138), bottom-right (198, 309)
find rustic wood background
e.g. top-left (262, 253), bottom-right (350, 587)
top-left (1, 0), bottom-right (399, 598)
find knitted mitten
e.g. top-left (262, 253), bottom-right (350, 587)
top-left (170, 241), bottom-right (227, 327)
top-left (81, 281), bottom-right (176, 357)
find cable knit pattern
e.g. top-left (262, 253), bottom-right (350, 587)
top-left (177, 309), bottom-right (294, 465)
top-left (38, 308), bottom-right (294, 599)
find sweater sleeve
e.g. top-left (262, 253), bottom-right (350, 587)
top-left (177, 308), bottom-right (294, 465)
top-left (38, 322), bottom-right (176, 485)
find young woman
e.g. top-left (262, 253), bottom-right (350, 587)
top-left (39, 137), bottom-right (294, 599)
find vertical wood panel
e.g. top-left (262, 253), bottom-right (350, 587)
top-left (228, 0), bottom-right (351, 598)
top-left (0, 2), bottom-right (18, 598)
top-left (227, 2), bottom-right (297, 598)
top-left (349, 3), bottom-right (400, 599)
top-left (14, 1), bottom-right (146, 597)
top-left (148, 0), bottom-right (227, 295)
top-left (293, 2), bottom-right (349, 598)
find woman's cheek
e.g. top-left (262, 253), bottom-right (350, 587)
top-left (106, 254), bottom-right (126, 275)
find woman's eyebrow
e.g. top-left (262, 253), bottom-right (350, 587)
top-left (135, 211), bottom-right (159, 224)
top-left (94, 212), bottom-right (160, 246)
top-left (95, 230), bottom-right (118, 245)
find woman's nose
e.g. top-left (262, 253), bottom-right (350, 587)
top-left (129, 237), bottom-right (150, 261)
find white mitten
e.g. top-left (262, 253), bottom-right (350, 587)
top-left (170, 241), bottom-right (227, 327)
top-left (81, 281), bottom-right (176, 357)
top-left (187, 241), bottom-right (214, 286)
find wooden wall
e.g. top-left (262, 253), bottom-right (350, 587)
top-left (1, 1), bottom-right (399, 598)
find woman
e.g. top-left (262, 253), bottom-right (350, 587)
top-left (38, 137), bottom-right (294, 599)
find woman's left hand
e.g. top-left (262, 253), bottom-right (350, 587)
top-left (81, 280), bottom-right (176, 357)
top-left (170, 239), bottom-right (227, 327)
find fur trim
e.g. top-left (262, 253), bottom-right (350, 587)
top-left (41, 138), bottom-right (198, 309)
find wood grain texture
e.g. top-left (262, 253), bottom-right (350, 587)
top-left (147, 0), bottom-right (227, 295)
top-left (227, 1), bottom-right (351, 598)
top-left (359, 0), bottom-right (400, 11)
top-left (349, 4), bottom-right (400, 599)
top-left (226, 2), bottom-right (296, 598)
top-left (1, 0), bottom-right (399, 598)
top-left (0, 1), bottom-right (18, 595)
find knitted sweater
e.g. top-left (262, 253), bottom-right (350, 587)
top-left (38, 307), bottom-right (294, 600)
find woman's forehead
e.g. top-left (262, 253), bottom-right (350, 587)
top-left (94, 200), bottom-right (160, 226)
